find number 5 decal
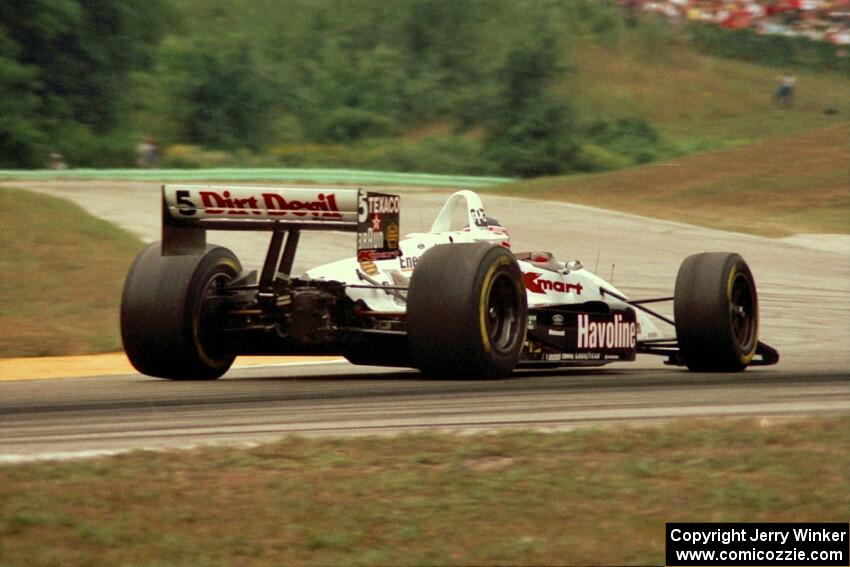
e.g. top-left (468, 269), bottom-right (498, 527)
top-left (358, 191), bottom-right (368, 223)
top-left (176, 190), bottom-right (196, 216)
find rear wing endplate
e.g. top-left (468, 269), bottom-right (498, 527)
top-left (161, 184), bottom-right (400, 260)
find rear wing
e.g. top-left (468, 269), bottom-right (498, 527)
top-left (161, 184), bottom-right (400, 260)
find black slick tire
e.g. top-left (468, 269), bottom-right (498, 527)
top-left (407, 243), bottom-right (527, 379)
top-left (121, 242), bottom-right (241, 380)
top-left (674, 252), bottom-right (759, 372)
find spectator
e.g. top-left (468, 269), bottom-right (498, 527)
top-left (618, 0), bottom-right (850, 43)
top-left (136, 136), bottom-right (159, 168)
top-left (774, 70), bottom-right (797, 107)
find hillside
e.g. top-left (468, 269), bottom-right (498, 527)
top-left (152, 11), bottom-right (850, 174)
top-left (562, 33), bottom-right (850, 149)
top-left (488, 123), bottom-right (850, 237)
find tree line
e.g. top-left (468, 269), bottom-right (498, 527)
top-left (0, 0), bottom-right (671, 176)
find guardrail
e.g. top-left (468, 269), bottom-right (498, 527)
top-left (0, 168), bottom-right (512, 188)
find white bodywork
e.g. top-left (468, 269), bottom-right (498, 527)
top-left (306, 190), bottom-right (663, 342)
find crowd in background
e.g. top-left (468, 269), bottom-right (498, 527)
top-left (621, 0), bottom-right (850, 46)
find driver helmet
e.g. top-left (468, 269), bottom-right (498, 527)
top-left (465, 216), bottom-right (511, 248)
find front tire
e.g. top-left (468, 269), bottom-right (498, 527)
top-left (407, 243), bottom-right (527, 378)
top-left (674, 252), bottom-right (758, 372)
top-left (121, 243), bottom-right (241, 380)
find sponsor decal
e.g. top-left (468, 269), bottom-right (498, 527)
top-left (561, 352), bottom-right (601, 360)
top-left (552, 313), bottom-right (564, 325)
top-left (196, 190), bottom-right (342, 218)
top-left (358, 230), bottom-right (385, 250)
top-left (549, 329), bottom-right (565, 336)
top-left (527, 314), bottom-right (537, 330)
top-left (357, 249), bottom-right (400, 262)
top-left (263, 192), bottom-right (341, 218)
top-left (398, 255), bottom-right (419, 271)
top-left (359, 260), bottom-right (378, 276)
top-left (386, 223), bottom-right (399, 249)
top-left (523, 272), bottom-right (583, 295)
top-left (547, 353), bottom-right (561, 361)
top-left (577, 313), bottom-right (636, 349)
top-left (367, 195), bottom-right (400, 214)
top-left (357, 191), bottom-right (400, 261)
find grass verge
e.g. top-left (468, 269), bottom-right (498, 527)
top-left (1, 416), bottom-right (847, 566)
top-left (564, 35), bottom-right (850, 150)
top-left (0, 188), bottom-right (143, 357)
top-left (488, 123), bottom-right (850, 237)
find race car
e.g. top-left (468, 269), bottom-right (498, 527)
top-left (121, 185), bottom-right (779, 380)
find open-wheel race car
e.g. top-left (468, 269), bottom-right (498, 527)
top-left (121, 185), bottom-right (779, 380)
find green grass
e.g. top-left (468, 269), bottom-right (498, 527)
top-left (0, 188), bottom-right (144, 357)
top-left (487, 123), bottom-right (850, 237)
top-left (1, 416), bottom-right (847, 566)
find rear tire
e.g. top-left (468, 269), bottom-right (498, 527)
top-left (407, 243), bottom-right (527, 378)
top-left (121, 243), bottom-right (241, 380)
top-left (674, 252), bottom-right (758, 372)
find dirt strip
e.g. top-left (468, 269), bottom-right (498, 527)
top-left (0, 353), bottom-right (343, 382)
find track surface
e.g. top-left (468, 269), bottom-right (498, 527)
top-left (1, 363), bottom-right (847, 461)
top-left (0, 180), bottom-right (848, 460)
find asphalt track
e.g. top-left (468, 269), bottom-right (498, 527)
top-left (1, 362), bottom-right (847, 462)
top-left (0, 180), bottom-right (848, 461)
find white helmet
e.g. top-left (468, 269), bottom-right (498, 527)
top-left (466, 216), bottom-right (511, 248)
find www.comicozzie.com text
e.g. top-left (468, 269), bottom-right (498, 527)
top-left (670, 526), bottom-right (847, 546)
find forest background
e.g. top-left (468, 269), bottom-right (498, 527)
top-left (1, 0), bottom-right (847, 177)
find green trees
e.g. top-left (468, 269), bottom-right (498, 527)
top-left (0, 28), bottom-right (44, 167)
top-left (162, 43), bottom-right (277, 150)
top-left (0, 0), bottom-right (676, 176)
top-left (187, 0), bottom-right (672, 177)
top-left (0, 0), bottom-right (166, 166)
top-left (690, 25), bottom-right (850, 75)
top-left (484, 33), bottom-right (579, 177)
top-left (486, 100), bottom-right (578, 177)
